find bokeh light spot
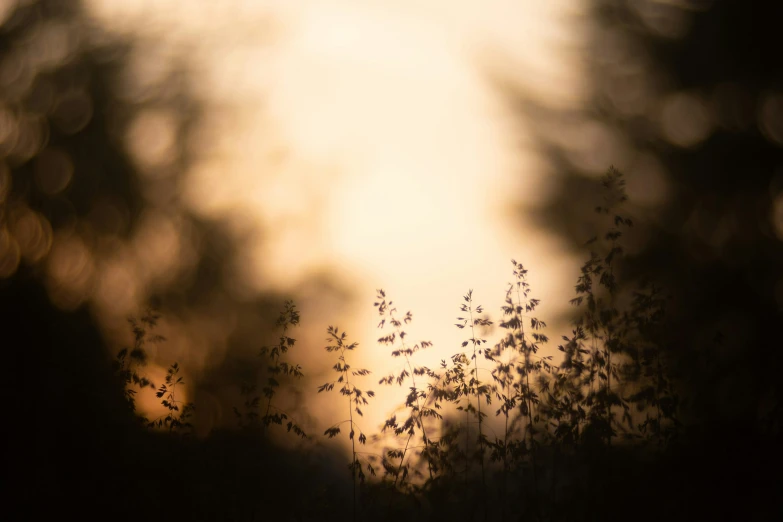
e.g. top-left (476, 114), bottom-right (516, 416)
top-left (29, 20), bottom-right (79, 71)
top-left (133, 210), bottom-right (182, 285)
top-left (660, 91), bottom-right (712, 147)
top-left (9, 113), bottom-right (48, 163)
top-left (95, 257), bottom-right (138, 316)
top-left (116, 44), bottom-right (174, 102)
top-left (126, 109), bottom-right (177, 172)
top-left (10, 206), bottom-right (52, 263)
top-left (567, 120), bottom-right (630, 175)
top-left (46, 232), bottom-right (95, 310)
top-left (628, 152), bottom-right (669, 208)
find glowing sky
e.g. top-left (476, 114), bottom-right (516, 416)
top-left (85, 0), bottom-right (588, 441)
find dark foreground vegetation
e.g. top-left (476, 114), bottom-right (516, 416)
top-left (5, 171), bottom-right (781, 522)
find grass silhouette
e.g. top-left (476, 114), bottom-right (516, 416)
top-left (55, 166), bottom-right (780, 521)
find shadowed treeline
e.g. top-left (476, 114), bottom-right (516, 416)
top-left (499, 1), bottom-right (783, 517)
top-left (502, 0), bottom-right (783, 519)
top-left (0, 1), bottom-right (348, 518)
top-left (2, 268), bottom-right (345, 520)
top-left (508, 0), bottom-right (783, 450)
top-left (0, 0), bottom-right (350, 436)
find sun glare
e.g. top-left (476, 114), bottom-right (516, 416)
top-left (83, 0), bottom-right (585, 444)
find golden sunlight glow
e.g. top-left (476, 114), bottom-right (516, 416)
top-left (84, 0), bottom-right (587, 441)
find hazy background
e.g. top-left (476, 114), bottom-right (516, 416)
top-left (3, 0), bottom-right (592, 441)
top-left (3, 0), bottom-right (782, 489)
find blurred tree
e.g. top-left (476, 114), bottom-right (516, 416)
top-left (0, 2), bottom-right (351, 517)
top-left (0, 0), bottom-right (324, 513)
top-left (509, 0), bottom-right (783, 483)
top-left (0, 0), bottom-right (327, 428)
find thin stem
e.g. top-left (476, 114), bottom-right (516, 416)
top-left (517, 284), bottom-right (538, 484)
top-left (406, 355), bottom-right (433, 480)
top-left (345, 351), bottom-right (357, 522)
top-left (394, 352), bottom-right (433, 487)
top-left (468, 302), bottom-right (487, 521)
top-left (605, 236), bottom-right (617, 449)
top-left (465, 395), bottom-right (470, 488)
top-left (502, 373), bottom-right (510, 522)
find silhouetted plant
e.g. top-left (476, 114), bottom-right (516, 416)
top-left (428, 358), bottom-right (468, 485)
top-left (254, 300), bottom-right (307, 438)
top-left (489, 260), bottom-right (552, 519)
top-left (526, 167), bottom-right (680, 515)
top-left (114, 309), bottom-right (162, 420)
top-left (438, 290), bottom-right (493, 518)
top-left (318, 325), bottom-right (376, 521)
top-left (624, 282), bottom-right (680, 447)
top-left (568, 166), bottom-right (634, 447)
top-left (148, 362), bottom-right (195, 433)
top-left (542, 327), bottom-right (587, 448)
top-left (375, 289), bottom-right (441, 488)
top-left (68, 164), bottom-right (700, 521)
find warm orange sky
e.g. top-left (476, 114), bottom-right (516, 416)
top-left (85, 0), bottom-right (592, 445)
